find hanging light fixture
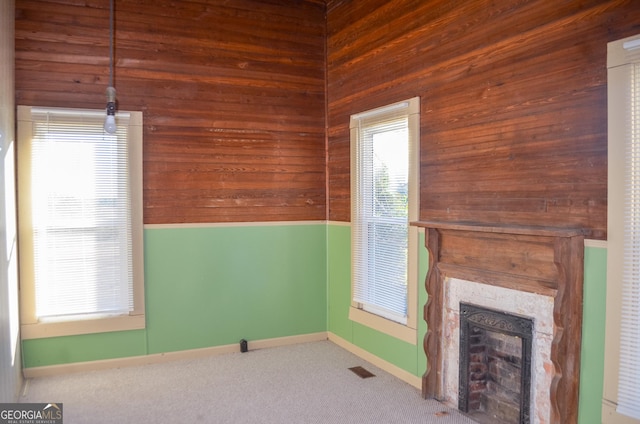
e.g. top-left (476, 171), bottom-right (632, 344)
top-left (104, 0), bottom-right (117, 134)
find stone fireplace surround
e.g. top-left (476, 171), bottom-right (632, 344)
top-left (447, 279), bottom-right (550, 424)
top-left (411, 221), bottom-right (585, 424)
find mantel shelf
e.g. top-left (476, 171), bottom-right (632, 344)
top-left (410, 220), bottom-right (585, 238)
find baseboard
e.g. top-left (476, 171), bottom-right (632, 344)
top-left (23, 332), bottom-right (329, 379)
top-left (327, 332), bottom-right (422, 390)
top-left (23, 331), bottom-right (422, 391)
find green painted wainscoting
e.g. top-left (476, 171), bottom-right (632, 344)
top-left (326, 223), bottom-right (607, 424)
top-left (579, 245), bottom-right (607, 424)
top-left (21, 221), bottom-right (607, 424)
top-left (22, 223), bottom-right (328, 368)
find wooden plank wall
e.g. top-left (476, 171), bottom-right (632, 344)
top-left (15, 0), bottom-right (326, 224)
top-left (326, 0), bottom-right (640, 240)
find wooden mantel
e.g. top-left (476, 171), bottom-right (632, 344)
top-left (411, 220), bottom-right (585, 424)
top-left (413, 220), bottom-right (585, 237)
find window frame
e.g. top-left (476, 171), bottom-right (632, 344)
top-left (603, 34), bottom-right (640, 424)
top-left (17, 105), bottom-right (145, 339)
top-left (349, 97), bottom-right (420, 344)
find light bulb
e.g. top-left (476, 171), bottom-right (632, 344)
top-left (104, 114), bottom-right (117, 134)
top-left (104, 86), bottom-right (117, 134)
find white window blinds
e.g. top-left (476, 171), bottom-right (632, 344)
top-left (618, 59), bottom-right (640, 420)
top-left (352, 109), bottom-right (410, 324)
top-left (27, 108), bottom-right (134, 321)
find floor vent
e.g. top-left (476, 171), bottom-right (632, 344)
top-left (349, 366), bottom-right (375, 379)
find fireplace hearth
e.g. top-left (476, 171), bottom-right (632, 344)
top-left (458, 303), bottom-right (533, 424)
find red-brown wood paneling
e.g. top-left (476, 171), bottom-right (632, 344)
top-left (327, 0), bottom-right (640, 239)
top-left (15, 0), bottom-right (326, 224)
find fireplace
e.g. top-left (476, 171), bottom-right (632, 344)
top-left (458, 303), bottom-right (533, 424)
top-left (411, 220), bottom-right (585, 424)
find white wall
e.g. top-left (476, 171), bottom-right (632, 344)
top-left (0, 0), bottom-right (22, 403)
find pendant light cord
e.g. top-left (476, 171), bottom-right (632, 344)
top-left (104, 0), bottom-right (117, 133)
top-left (109, 0), bottom-right (114, 88)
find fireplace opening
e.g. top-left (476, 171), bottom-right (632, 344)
top-left (458, 303), bottom-right (533, 424)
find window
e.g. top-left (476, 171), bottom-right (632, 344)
top-left (18, 106), bottom-right (145, 339)
top-left (349, 97), bottom-right (420, 344)
top-left (604, 34), bottom-right (640, 424)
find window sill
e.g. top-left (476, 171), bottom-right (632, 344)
top-left (21, 314), bottom-right (145, 339)
top-left (603, 400), bottom-right (640, 424)
top-left (349, 307), bottom-right (416, 345)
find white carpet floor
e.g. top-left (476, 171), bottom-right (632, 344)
top-left (21, 340), bottom-right (478, 424)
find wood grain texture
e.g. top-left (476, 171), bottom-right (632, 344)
top-left (15, 0), bottom-right (326, 224)
top-left (327, 0), bottom-right (640, 239)
top-left (422, 227), bottom-right (442, 400)
top-left (550, 235), bottom-right (585, 424)
top-left (17, 0), bottom-right (640, 230)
